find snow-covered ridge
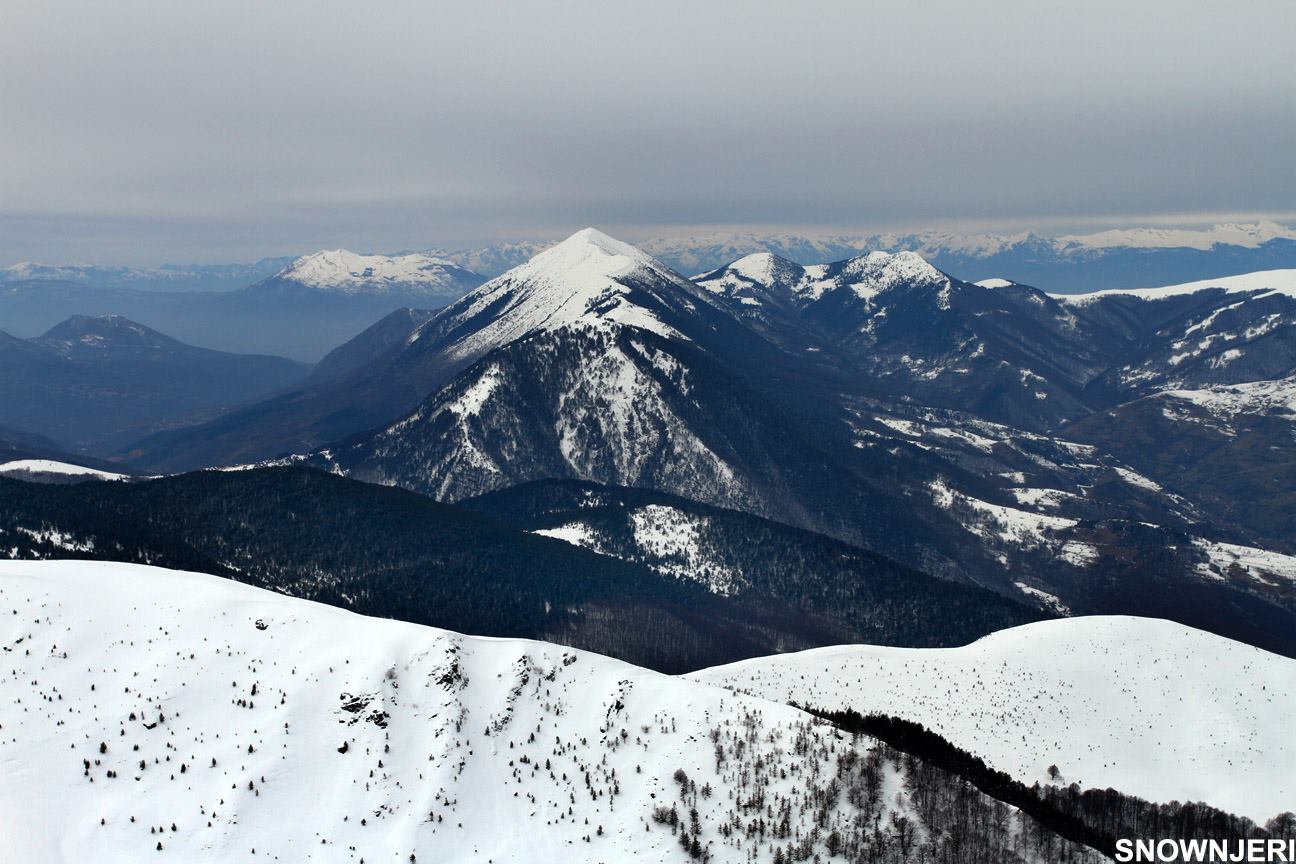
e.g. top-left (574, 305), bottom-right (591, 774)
top-left (1057, 220), bottom-right (1296, 251)
top-left (0, 560), bottom-right (1100, 863)
top-left (691, 616), bottom-right (1296, 822)
top-left (810, 250), bottom-right (949, 302)
top-left (272, 249), bottom-right (479, 295)
top-left (1053, 269), bottom-right (1296, 304)
top-left (695, 248), bottom-right (950, 305)
top-left (0, 459), bottom-right (127, 481)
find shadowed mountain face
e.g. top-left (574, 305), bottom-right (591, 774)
top-left (0, 315), bottom-right (309, 454)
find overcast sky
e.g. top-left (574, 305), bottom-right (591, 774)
top-left (3, 0), bottom-right (1294, 264)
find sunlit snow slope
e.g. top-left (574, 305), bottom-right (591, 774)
top-left (0, 560), bottom-right (1102, 864)
top-left (691, 617), bottom-right (1294, 822)
top-left (1055, 269), bottom-right (1296, 303)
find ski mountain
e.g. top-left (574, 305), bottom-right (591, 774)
top-left (9, 558), bottom-right (1281, 863)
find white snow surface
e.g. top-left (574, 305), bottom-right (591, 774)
top-left (692, 616), bottom-right (1295, 822)
top-left (973, 277), bottom-right (1015, 288)
top-left (426, 228), bottom-right (695, 362)
top-left (0, 459), bottom-right (127, 481)
top-left (273, 249), bottom-right (476, 295)
top-left (532, 522), bottom-right (597, 547)
top-left (1055, 269), bottom-right (1296, 304)
top-left (0, 560), bottom-right (1089, 863)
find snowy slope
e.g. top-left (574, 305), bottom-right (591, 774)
top-left (691, 617), bottom-right (1295, 822)
top-left (535, 504), bottom-right (743, 595)
top-left (1055, 269), bottom-right (1296, 304)
top-left (269, 249), bottom-right (482, 298)
top-left (0, 459), bottom-right (127, 481)
top-left (1159, 376), bottom-right (1296, 419)
top-left (0, 560), bottom-right (1101, 863)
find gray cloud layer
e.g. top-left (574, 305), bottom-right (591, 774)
top-left (3, 0), bottom-right (1293, 263)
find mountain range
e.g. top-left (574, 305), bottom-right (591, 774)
top-left (430, 220), bottom-right (1296, 287)
top-left (0, 251), bottom-right (485, 360)
top-left (39, 229), bottom-right (1277, 661)
top-left (5, 224), bottom-right (1296, 861)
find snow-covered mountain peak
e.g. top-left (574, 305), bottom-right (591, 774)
top-left (802, 249), bottom-right (949, 302)
top-left (691, 252), bottom-right (809, 306)
top-left (271, 248), bottom-right (477, 295)
top-left (723, 251), bottom-right (800, 284)
top-left (418, 229), bottom-right (699, 360)
top-left (512, 227), bottom-right (669, 285)
top-left (843, 250), bottom-right (946, 287)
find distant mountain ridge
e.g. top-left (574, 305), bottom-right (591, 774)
top-left (0, 314), bottom-right (308, 454)
top-left (426, 220), bottom-right (1296, 289)
top-left (0, 257), bottom-right (293, 292)
top-left (0, 251), bottom-right (486, 360)
top-left (12, 219), bottom-right (1288, 292)
top-left (254, 249), bottom-right (483, 300)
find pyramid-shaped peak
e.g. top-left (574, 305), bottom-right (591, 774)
top-left (507, 228), bottom-right (674, 289)
top-left (532, 228), bottom-right (655, 270)
top-left (557, 227), bottom-right (644, 256)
